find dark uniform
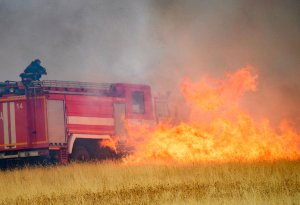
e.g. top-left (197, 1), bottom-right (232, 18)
top-left (20, 59), bottom-right (47, 83)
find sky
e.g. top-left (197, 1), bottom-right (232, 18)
top-left (0, 0), bottom-right (299, 126)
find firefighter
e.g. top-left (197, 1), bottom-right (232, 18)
top-left (20, 59), bottom-right (47, 84)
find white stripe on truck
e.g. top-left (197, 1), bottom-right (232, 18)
top-left (3, 103), bottom-right (9, 146)
top-left (10, 102), bottom-right (16, 144)
top-left (68, 116), bottom-right (114, 126)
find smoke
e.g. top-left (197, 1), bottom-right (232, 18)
top-left (148, 0), bottom-right (300, 127)
top-left (0, 0), bottom-right (299, 127)
top-left (0, 0), bottom-right (159, 83)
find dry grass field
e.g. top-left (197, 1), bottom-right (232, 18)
top-left (0, 160), bottom-right (299, 205)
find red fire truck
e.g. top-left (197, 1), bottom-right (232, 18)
top-left (0, 73), bottom-right (167, 166)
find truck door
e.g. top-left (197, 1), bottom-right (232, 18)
top-left (154, 97), bottom-right (170, 123)
top-left (47, 100), bottom-right (66, 144)
top-left (114, 103), bottom-right (126, 139)
top-left (0, 99), bottom-right (28, 150)
top-left (27, 96), bottom-right (48, 148)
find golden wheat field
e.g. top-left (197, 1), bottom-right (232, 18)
top-left (0, 161), bottom-right (299, 205)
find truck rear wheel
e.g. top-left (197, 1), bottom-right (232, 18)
top-left (97, 146), bottom-right (117, 160)
top-left (72, 146), bottom-right (90, 161)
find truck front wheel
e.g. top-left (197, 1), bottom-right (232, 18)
top-left (0, 160), bottom-right (6, 170)
top-left (72, 146), bottom-right (90, 161)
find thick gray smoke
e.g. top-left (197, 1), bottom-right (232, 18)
top-left (0, 0), bottom-right (299, 127)
top-left (0, 0), bottom-right (159, 83)
top-left (148, 0), bottom-right (300, 127)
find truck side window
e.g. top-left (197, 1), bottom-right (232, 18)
top-left (132, 91), bottom-right (145, 114)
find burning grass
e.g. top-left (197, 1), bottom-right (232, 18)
top-left (0, 160), bottom-right (300, 204)
top-left (124, 66), bottom-right (300, 164)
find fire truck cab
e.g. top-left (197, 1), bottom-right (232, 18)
top-left (0, 78), bottom-right (157, 165)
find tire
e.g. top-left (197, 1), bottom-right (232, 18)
top-left (0, 160), bottom-right (7, 170)
top-left (72, 146), bottom-right (90, 161)
top-left (97, 146), bottom-right (117, 160)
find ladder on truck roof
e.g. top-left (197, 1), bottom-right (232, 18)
top-left (29, 80), bottom-right (116, 96)
top-left (38, 80), bottom-right (112, 89)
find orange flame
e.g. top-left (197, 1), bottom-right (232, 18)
top-left (99, 139), bottom-right (117, 152)
top-left (124, 65), bottom-right (300, 163)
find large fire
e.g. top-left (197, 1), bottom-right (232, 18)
top-left (124, 66), bottom-right (300, 163)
